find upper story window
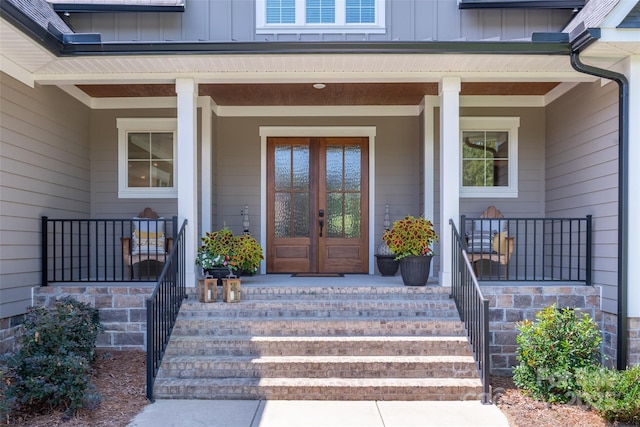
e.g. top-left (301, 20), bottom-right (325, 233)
top-left (460, 117), bottom-right (519, 198)
top-left (257, 0), bottom-right (385, 34)
top-left (117, 118), bottom-right (177, 199)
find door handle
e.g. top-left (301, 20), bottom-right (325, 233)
top-left (319, 209), bottom-right (324, 237)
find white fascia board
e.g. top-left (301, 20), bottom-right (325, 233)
top-left (600, 1), bottom-right (640, 29)
top-left (57, 85), bottom-right (93, 107)
top-left (92, 97), bottom-right (177, 109)
top-left (544, 82), bottom-right (580, 105)
top-left (0, 55), bottom-right (34, 87)
top-left (599, 28), bottom-right (640, 43)
top-left (216, 105), bottom-right (420, 117)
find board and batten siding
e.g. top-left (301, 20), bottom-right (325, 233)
top-left (68, 0), bottom-right (573, 43)
top-left (0, 73), bottom-right (91, 318)
top-left (545, 80), bottom-right (619, 314)
top-left (90, 109), bottom-right (178, 220)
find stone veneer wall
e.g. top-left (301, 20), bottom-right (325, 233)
top-left (33, 285), bottom-right (153, 350)
top-left (0, 314), bottom-right (25, 354)
top-left (629, 317), bottom-right (640, 366)
top-left (481, 285), bottom-right (601, 376)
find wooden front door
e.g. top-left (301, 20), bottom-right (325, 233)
top-left (267, 137), bottom-right (369, 273)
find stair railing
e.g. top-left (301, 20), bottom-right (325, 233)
top-left (449, 219), bottom-right (491, 404)
top-left (146, 219), bottom-right (188, 401)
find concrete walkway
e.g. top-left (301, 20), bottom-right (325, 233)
top-left (127, 400), bottom-right (510, 427)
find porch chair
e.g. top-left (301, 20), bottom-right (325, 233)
top-left (121, 208), bottom-right (173, 279)
top-left (466, 205), bottom-right (515, 279)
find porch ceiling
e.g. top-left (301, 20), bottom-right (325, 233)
top-left (76, 82), bottom-right (562, 106)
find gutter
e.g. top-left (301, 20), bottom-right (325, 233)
top-left (570, 27), bottom-right (629, 370)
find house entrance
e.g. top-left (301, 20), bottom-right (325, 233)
top-left (266, 137), bottom-right (369, 273)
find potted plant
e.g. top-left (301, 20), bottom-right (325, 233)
top-left (232, 234), bottom-right (264, 275)
top-left (382, 215), bottom-right (438, 286)
top-left (375, 204), bottom-right (399, 276)
top-left (196, 227), bottom-right (237, 279)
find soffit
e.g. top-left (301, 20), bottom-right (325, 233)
top-left (76, 82), bottom-right (561, 106)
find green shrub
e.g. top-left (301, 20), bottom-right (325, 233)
top-left (576, 365), bottom-right (640, 424)
top-left (3, 298), bottom-right (103, 419)
top-left (512, 304), bottom-right (602, 403)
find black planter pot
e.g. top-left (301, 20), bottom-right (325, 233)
top-left (205, 267), bottom-right (234, 286)
top-left (375, 254), bottom-right (399, 276)
top-left (399, 255), bottom-right (433, 286)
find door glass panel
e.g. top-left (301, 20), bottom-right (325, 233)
top-left (293, 146), bottom-right (309, 190)
top-left (274, 193), bottom-right (291, 238)
top-left (274, 146), bottom-right (291, 191)
top-left (344, 193), bottom-right (361, 238)
top-left (326, 146), bottom-right (343, 191)
top-left (293, 192), bottom-right (310, 237)
top-left (344, 146), bottom-right (361, 191)
top-left (327, 192), bottom-right (343, 238)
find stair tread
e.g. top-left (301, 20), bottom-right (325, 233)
top-left (155, 377), bottom-right (482, 386)
top-left (162, 355), bottom-right (475, 363)
top-left (168, 335), bottom-right (468, 342)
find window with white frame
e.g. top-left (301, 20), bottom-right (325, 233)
top-left (256, 0), bottom-right (385, 34)
top-left (117, 118), bottom-right (177, 198)
top-left (460, 117), bottom-right (519, 198)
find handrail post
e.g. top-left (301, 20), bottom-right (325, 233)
top-left (586, 215), bottom-right (592, 287)
top-left (146, 297), bottom-right (154, 401)
top-left (41, 216), bottom-right (48, 286)
top-left (482, 298), bottom-right (490, 404)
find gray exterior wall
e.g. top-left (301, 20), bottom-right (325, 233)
top-left (545, 80), bottom-right (619, 314)
top-left (0, 73), bottom-right (91, 318)
top-left (90, 108), bottom-right (178, 219)
top-left (68, 1), bottom-right (573, 42)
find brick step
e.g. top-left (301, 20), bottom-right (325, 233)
top-left (171, 318), bottom-right (466, 337)
top-left (157, 355), bottom-right (478, 379)
top-left (179, 300), bottom-right (459, 319)
top-left (188, 285), bottom-right (453, 302)
top-left (152, 377), bottom-right (484, 401)
top-left (164, 336), bottom-right (472, 357)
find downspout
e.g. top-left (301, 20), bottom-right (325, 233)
top-left (570, 28), bottom-right (629, 370)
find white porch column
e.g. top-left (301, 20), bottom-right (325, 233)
top-left (438, 77), bottom-right (461, 287)
top-left (199, 96), bottom-right (213, 235)
top-left (626, 55), bottom-right (640, 318)
top-left (176, 78), bottom-right (199, 287)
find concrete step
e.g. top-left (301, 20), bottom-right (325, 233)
top-left (157, 354), bottom-right (478, 379)
top-left (171, 318), bottom-right (466, 337)
top-left (152, 377), bottom-right (484, 401)
top-left (163, 336), bottom-right (472, 357)
top-left (187, 285), bottom-right (453, 302)
top-left (179, 300), bottom-right (459, 319)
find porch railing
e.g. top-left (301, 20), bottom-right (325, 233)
top-left (450, 219), bottom-right (491, 405)
top-left (146, 219), bottom-right (187, 401)
top-left (41, 216), bottom-right (178, 285)
top-left (460, 215), bottom-right (592, 284)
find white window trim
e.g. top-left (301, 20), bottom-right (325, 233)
top-left (459, 117), bottom-right (519, 198)
top-left (256, 0), bottom-right (386, 34)
top-left (117, 118), bottom-right (178, 199)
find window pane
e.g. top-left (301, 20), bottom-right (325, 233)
top-left (327, 192), bottom-right (343, 238)
top-left (128, 162), bottom-right (149, 188)
top-left (306, 0), bottom-right (335, 24)
top-left (326, 146), bottom-right (343, 191)
top-left (344, 146), bottom-right (361, 191)
top-left (128, 133), bottom-right (150, 160)
top-left (293, 192), bottom-right (310, 237)
top-left (275, 193), bottom-right (291, 238)
top-left (151, 161), bottom-right (173, 187)
top-left (151, 133), bottom-right (173, 160)
top-left (346, 0), bottom-right (375, 23)
top-left (344, 193), bottom-right (361, 238)
top-left (292, 146), bottom-right (309, 191)
top-left (267, 0), bottom-right (295, 23)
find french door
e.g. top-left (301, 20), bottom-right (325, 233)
top-left (267, 137), bottom-right (369, 273)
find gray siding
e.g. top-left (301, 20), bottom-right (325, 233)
top-left (90, 109), bottom-right (178, 219)
top-left (0, 73), bottom-right (91, 318)
top-left (68, 1), bottom-right (573, 42)
top-left (545, 80), bottom-right (619, 313)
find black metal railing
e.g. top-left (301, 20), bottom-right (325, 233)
top-left (41, 216), bottom-right (178, 285)
top-left (460, 215), bottom-right (592, 284)
top-left (146, 219), bottom-right (187, 401)
top-left (450, 219), bottom-right (491, 405)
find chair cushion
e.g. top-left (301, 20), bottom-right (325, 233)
top-left (467, 231), bottom-right (495, 254)
top-left (132, 219), bottom-right (165, 255)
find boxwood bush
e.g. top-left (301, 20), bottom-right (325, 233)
top-left (2, 298), bottom-right (103, 419)
top-left (512, 304), bottom-right (602, 403)
top-left (576, 365), bottom-right (640, 424)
